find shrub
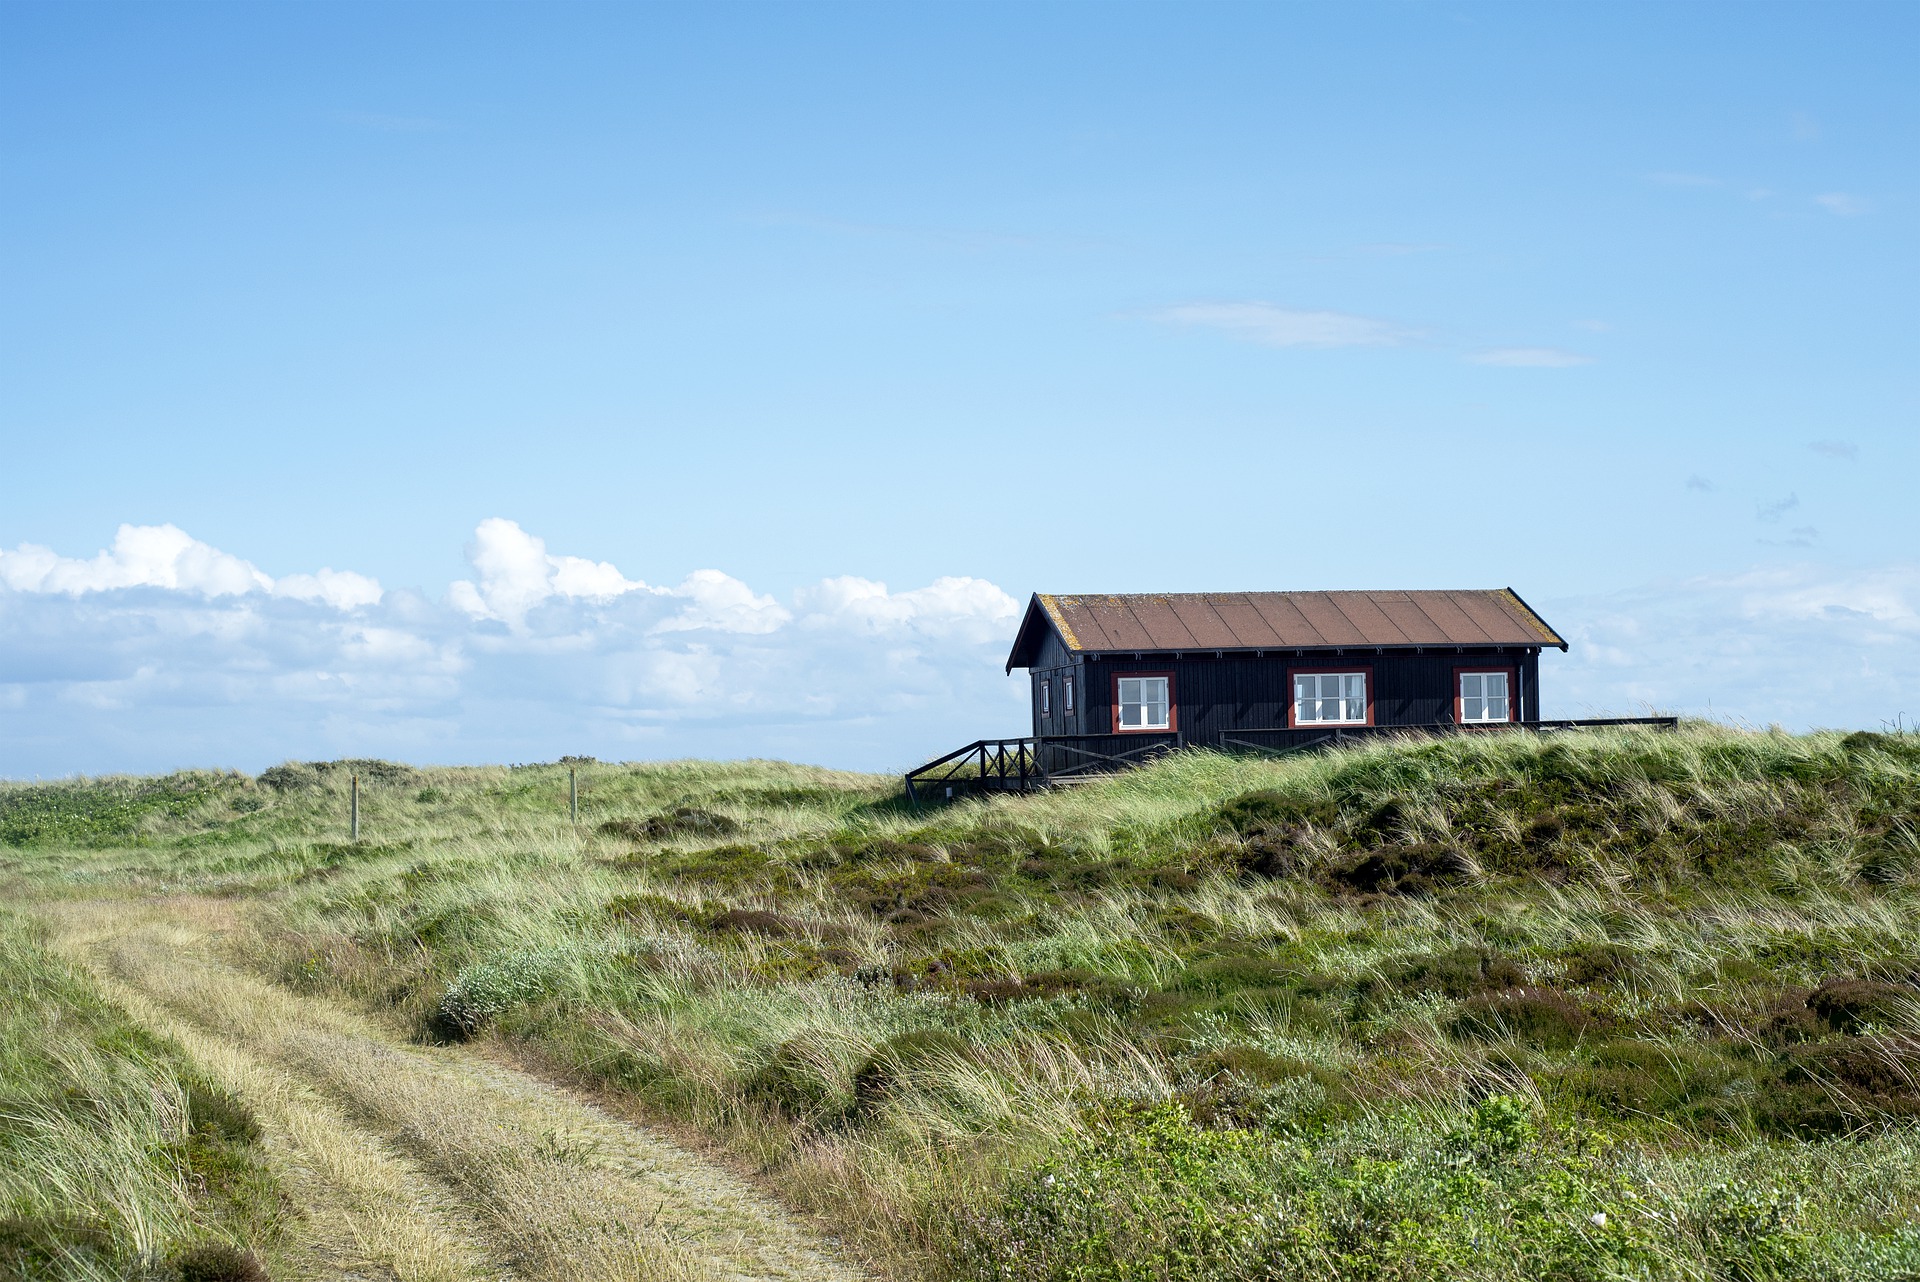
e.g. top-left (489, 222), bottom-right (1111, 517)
top-left (1323, 842), bottom-right (1471, 895)
top-left (1174, 954), bottom-right (1305, 995)
top-left (173, 1242), bottom-right (269, 1282)
top-left (1213, 790), bottom-right (1339, 837)
top-left (853, 1030), bottom-right (971, 1112)
top-left (1557, 941), bottom-right (1642, 986)
top-left (184, 1078), bottom-right (263, 1146)
top-left (259, 759), bottom-right (419, 791)
top-left (1381, 946), bottom-right (1525, 999)
top-left (1552, 1040), bottom-right (1745, 1129)
top-left (707, 908), bottom-right (804, 938)
top-left (1449, 987), bottom-right (1607, 1048)
top-left (429, 950), bottom-right (559, 1040)
top-left (749, 1030), bottom-right (860, 1124)
top-left (600, 807), bottom-right (740, 842)
top-left (1687, 1182), bottom-right (1811, 1281)
top-left (0, 1216), bottom-right (115, 1276)
top-left (1808, 978), bottom-right (1916, 1033)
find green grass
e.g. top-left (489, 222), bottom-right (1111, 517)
top-left (0, 911), bottom-right (284, 1281)
top-left (10, 726), bottom-right (1920, 1279)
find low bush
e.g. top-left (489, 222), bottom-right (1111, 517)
top-left (429, 950), bottom-right (561, 1040)
top-left (1450, 987), bottom-right (1609, 1048)
top-left (1381, 946), bottom-right (1526, 999)
top-left (174, 1241), bottom-right (269, 1282)
top-left (853, 1030), bottom-right (972, 1112)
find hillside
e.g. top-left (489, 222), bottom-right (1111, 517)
top-left (7, 726), bottom-right (1920, 1280)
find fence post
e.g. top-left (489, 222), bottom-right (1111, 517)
top-left (350, 773), bottom-right (360, 842)
top-left (569, 767), bottom-right (578, 823)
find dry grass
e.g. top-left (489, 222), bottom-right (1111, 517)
top-left (35, 897), bottom-right (864, 1282)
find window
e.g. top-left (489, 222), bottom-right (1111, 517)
top-left (1040, 679), bottom-right (1051, 718)
top-left (1293, 671), bottom-right (1368, 724)
top-left (1063, 675), bottom-right (1074, 715)
top-left (1116, 675), bottom-right (1171, 731)
top-left (1458, 670), bottom-right (1512, 724)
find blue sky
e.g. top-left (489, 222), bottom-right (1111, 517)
top-left (2, 2), bottom-right (1916, 775)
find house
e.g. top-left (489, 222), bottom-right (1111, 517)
top-left (906, 587), bottom-right (1667, 799)
top-left (1005, 588), bottom-right (1565, 757)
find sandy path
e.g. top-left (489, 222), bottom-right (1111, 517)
top-left (37, 897), bottom-right (866, 1282)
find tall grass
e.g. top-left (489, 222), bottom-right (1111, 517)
top-left (0, 912), bottom-right (282, 1280)
top-left (9, 725), bottom-right (1920, 1278)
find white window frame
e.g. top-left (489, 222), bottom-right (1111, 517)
top-left (1115, 675), bottom-right (1171, 731)
top-left (1040, 679), bottom-right (1051, 718)
top-left (1458, 670), bottom-right (1512, 724)
top-left (1063, 674), bottom-right (1074, 715)
top-left (1293, 670), bottom-right (1369, 725)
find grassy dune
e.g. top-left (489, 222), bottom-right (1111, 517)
top-left (8, 726), bottom-right (1920, 1279)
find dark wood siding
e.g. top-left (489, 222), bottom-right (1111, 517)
top-left (1056, 648), bottom-right (1544, 753)
top-left (1026, 631), bottom-right (1077, 738)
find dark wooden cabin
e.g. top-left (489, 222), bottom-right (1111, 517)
top-left (1004, 588), bottom-right (1565, 768)
top-left (906, 587), bottom-right (1672, 799)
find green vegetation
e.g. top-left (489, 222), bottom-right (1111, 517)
top-left (9, 727), bottom-right (1920, 1279)
top-left (0, 911), bottom-right (283, 1281)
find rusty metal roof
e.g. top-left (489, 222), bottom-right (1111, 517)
top-left (1005, 589), bottom-right (1566, 670)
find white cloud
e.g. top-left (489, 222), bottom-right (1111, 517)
top-left (0, 523), bottom-right (379, 607)
top-left (796, 575), bottom-right (1018, 641)
top-left (449, 517), bottom-right (655, 626)
top-left (1815, 192), bottom-right (1871, 216)
top-left (654, 569), bottom-right (791, 635)
top-left (1757, 494), bottom-right (1799, 523)
top-left (1156, 302), bottom-right (1415, 349)
top-left (1548, 565), bottom-right (1920, 729)
top-left (1808, 440), bottom-right (1859, 461)
top-left (1468, 347), bottom-right (1594, 368)
top-left (275, 569), bottom-right (385, 610)
top-left (0, 519), bottom-right (1032, 775)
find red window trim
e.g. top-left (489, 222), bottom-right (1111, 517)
top-left (1454, 664), bottom-right (1519, 725)
top-left (1286, 663), bottom-right (1375, 729)
top-left (1111, 670), bottom-right (1177, 734)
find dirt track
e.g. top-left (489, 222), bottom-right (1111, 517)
top-left (37, 898), bottom-right (865, 1282)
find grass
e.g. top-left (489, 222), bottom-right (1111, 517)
top-left (9, 726), bottom-right (1920, 1278)
top-left (0, 909), bottom-right (284, 1281)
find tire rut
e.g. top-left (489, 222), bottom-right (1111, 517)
top-left (40, 898), bottom-right (867, 1282)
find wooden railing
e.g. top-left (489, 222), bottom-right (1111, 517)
top-left (902, 733), bottom-right (1179, 804)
